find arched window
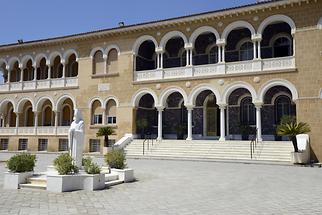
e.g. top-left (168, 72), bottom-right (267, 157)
top-left (164, 37), bottom-right (185, 68)
top-left (0, 63), bottom-right (8, 84)
top-left (193, 32), bottom-right (217, 65)
top-left (62, 105), bottom-right (72, 126)
top-left (93, 50), bottom-right (104, 75)
top-left (240, 97), bottom-right (255, 126)
top-left (37, 58), bottom-right (48, 80)
top-left (107, 49), bottom-right (118, 73)
top-left (52, 56), bottom-right (63, 78)
top-left (23, 60), bottom-right (34, 81)
top-left (275, 95), bottom-right (291, 124)
top-left (11, 62), bottom-right (21, 82)
top-left (136, 40), bottom-right (156, 71)
top-left (239, 41), bottom-right (254, 61)
top-left (66, 54), bottom-right (78, 77)
top-left (106, 100), bottom-right (117, 125)
top-left (24, 107), bottom-right (34, 127)
top-left (42, 106), bottom-right (53, 126)
top-left (91, 100), bottom-right (103, 125)
top-left (273, 37), bottom-right (292, 58)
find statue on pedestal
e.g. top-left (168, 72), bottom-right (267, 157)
top-left (68, 109), bottom-right (84, 169)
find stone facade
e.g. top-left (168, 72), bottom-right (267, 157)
top-left (0, 0), bottom-right (321, 160)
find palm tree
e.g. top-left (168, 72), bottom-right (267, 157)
top-left (276, 121), bottom-right (311, 152)
top-left (96, 126), bottom-right (116, 147)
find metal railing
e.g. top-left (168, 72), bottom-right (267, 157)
top-left (143, 134), bottom-right (154, 155)
top-left (250, 128), bottom-right (258, 160)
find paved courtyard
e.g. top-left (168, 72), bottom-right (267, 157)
top-left (0, 153), bottom-right (322, 214)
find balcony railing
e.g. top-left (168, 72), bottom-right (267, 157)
top-left (134, 56), bottom-right (295, 82)
top-left (0, 77), bottom-right (78, 93)
top-left (0, 126), bottom-right (70, 136)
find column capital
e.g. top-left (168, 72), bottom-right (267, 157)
top-left (156, 106), bottom-right (165, 111)
top-left (155, 47), bottom-right (164, 54)
top-left (184, 43), bottom-right (193, 50)
top-left (185, 105), bottom-right (195, 111)
top-left (216, 38), bottom-right (226, 46)
top-left (253, 102), bottom-right (263, 109)
top-left (251, 34), bottom-right (262, 42)
top-left (217, 103), bottom-right (227, 109)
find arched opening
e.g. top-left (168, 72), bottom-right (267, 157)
top-left (23, 60), bottom-right (34, 81)
top-left (5, 103), bottom-right (16, 127)
top-left (193, 32), bottom-right (218, 65)
top-left (42, 105), bottom-right (53, 126)
top-left (163, 92), bottom-right (187, 139)
top-left (37, 58), bottom-right (48, 80)
top-left (262, 86), bottom-right (296, 140)
top-left (192, 90), bottom-right (220, 139)
top-left (91, 100), bottom-right (103, 125)
top-left (0, 62), bottom-right (8, 84)
top-left (66, 54), bottom-right (78, 77)
top-left (56, 97), bottom-right (74, 126)
top-left (61, 105), bottom-right (72, 126)
top-left (93, 50), bottom-right (104, 75)
top-left (261, 22), bottom-right (293, 58)
top-left (227, 88), bottom-right (256, 140)
top-left (136, 40), bottom-right (156, 71)
top-left (106, 100), bottom-right (117, 125)
top-left (51, 56), bottom-right (63, 78)
top-left (135, 94), bottom-right (157, 138)
top-left (10, 61), bottom-right (21, 82)
top-left (163, 37), bottom-right (186, 68)
top-left (225, 28), bottom-right (254, 62)
top-left (23, 105), bottom-right (34, 127)
top-left (106, 49), bottom-right (118, 73)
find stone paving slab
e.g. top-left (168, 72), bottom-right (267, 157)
top-left (0, 153), bottom-right (322, 214)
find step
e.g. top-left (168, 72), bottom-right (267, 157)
top-left (28, 177), bottom-right (47, 186)
top-left (105, 179), bottom-right (123, 187)
top-left (20, 183), bottom-right (47, 190)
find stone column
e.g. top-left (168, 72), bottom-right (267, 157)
top-left (257, 40), bottom-right (261, 59)
top-left (186, 106), bottom-right (194, 141)
top-left (218, 46), bottom-right (222, 63)
top-left (253, 41), bottom-right (257, 59)
top-left (255, 104), bottom-right (263, 142)
top-left (19, 65), bottom-right (23, 83)
top-left (34, 111), bottom-right (38, 135)
top-left (186, 49), bottom-right (190, 66)
top-left (102, 108), bottom-right (106, 125)
top-left (156, 107), bottom-right (164, 141)
top-left (6, 65), bottom-right (10, 83)
top-left (54, 111), bottom-right (59, 127)
top-left (47, 62), bottom-right (51, 80)
top-left (219, 105), bottom-right (226, 141)
top-left (15, 112), bottom-right (20, 128)
top-left (221, 45), bottom-right (225, 63)
top-left (103, 54), bottom-right (108, 74)
top-left (61, 61), bottom-right (66, 78)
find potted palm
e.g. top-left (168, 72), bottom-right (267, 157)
top-left (97, 126), bottom-right (116, 148)
top-left (276, 116), bottom-right (311, 164)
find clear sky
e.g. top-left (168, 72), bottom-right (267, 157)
top-left (0, 0), bottom-right (256, 45)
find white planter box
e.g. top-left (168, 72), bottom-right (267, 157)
top-left (3, 171), bottom-right (33, 189)
top-left (47, 174), bottom-right (83, 192)
top-left (83, 174), bottom-right (105, 191)
top-left (291, 152), bottom-right (309, 164)
top-left (111, 168), bottom-right (134, 182)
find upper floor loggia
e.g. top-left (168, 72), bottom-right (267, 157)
top-left (133, 15), bottom-right (296, 82)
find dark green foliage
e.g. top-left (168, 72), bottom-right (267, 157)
top-left (6, 153), bottom-right (36, 173)
top-left (96, 126), bottom-right (116, 147)
top-left (105, 150), bottom-right (126, 169)
top-left (82, 157), bottom-right (101, 174)
top-left (53, 153), bottom-right (79, 175)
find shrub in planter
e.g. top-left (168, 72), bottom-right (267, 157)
top-left (105, 150), bottom-right (126, 169)
top-left (82, 157), bottom-right (92, 172)
top-left (54, 153), bottom-right (79, 175)
top-left (6, 153), bottom-right (36, 173)
top-left (82, 157), bottom-right (101, 174)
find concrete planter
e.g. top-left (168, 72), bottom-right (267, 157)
top-left (83, 174), bottom-right (105, 191)
top-left (111, 168), bottom-right (134, 182)
top-left (3, 171), bottom-right (33, 189)
top-left (47, 174), bottom-right (83, 193)
top-left (291, 152), bottom-right (309, 164)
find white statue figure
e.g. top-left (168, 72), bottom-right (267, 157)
top-left (68, 109), bottom-right (84, 169)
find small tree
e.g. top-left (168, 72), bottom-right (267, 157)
top-left (96, 126), bottom-right (116, 147)
top-left (276, 118), bottom-right (311, 152)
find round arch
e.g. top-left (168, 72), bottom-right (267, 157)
top-left (132, 88), bottom-right (158, 107)
top-left (159, 31), bottom-right (188, 49)
top-left (35, 53), bottom-right (48, 66)
top-left (49, 51), bottom-right (63, 64)
top-left (189, 26), bottom-right (220, 46)
top-left (258, 14), bottom-right (296, 35)
top-left (0, 99), bottom-right (16, 113)
top-left (258, 79), bottom-right (298, 103)
top-left (222, 82), bottom-right (258, 104)
top-left (90, 47), bottom-right (105, 59)
top-left (0, 58), bottom-right (8, 67)
top-left (159, 86), bottom-right (188, 107)
top-left (222, 21), bottom-right (256, 40)
top-left (55, 94), bottom-right (76, 112)
top-left (103, 96), bottom-right (120, 108)
top-left (35, 96), bottom-right (55, 112)
top-left (188, 84), bottom-right (221, 106)
top-left (132, 35), bottom-right (158, 55)
top-left (8, 57), bottom-right (21, 68)
top-left (88, 97), bottom-right (104, 109)
top-left (63, 49), bottom-right (79, 63)
top-left (21, 55), bottom-right (34, 68)
top-left (105, 45), bottom-right (121, 56)
top-left (15, 98), bottom-right (35, 113)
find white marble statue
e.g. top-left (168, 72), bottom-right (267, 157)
top-left (68, 109), bottom-right (84, 169)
